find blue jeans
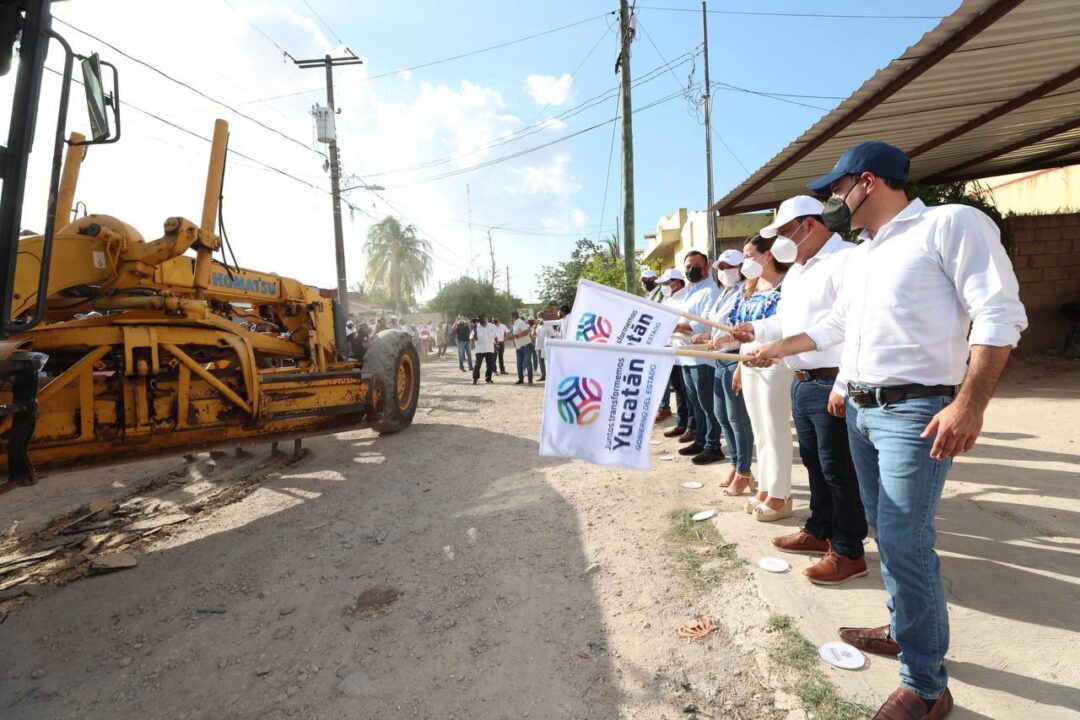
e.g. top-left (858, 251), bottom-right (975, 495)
top-left (713, 360), bottom-right (753, 473)
top-left (516, 344), bottom-right (534, 382)
top-left (792, 378), bottom-right (866, 558)
top-left (456, 340), bottom-right (472, 371)
top-left (682, 364), bottom-right (720, 450)
top-left (847, 394), bottom-right (953, 700)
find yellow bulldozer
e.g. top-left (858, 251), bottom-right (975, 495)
top-left (0, 2), bottom-right (420, 493)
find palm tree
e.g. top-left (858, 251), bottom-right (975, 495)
top-left (363, 217), bottom-right (433, 314)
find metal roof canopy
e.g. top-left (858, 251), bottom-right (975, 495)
top-left (713, 0), bottom-right (1080, 215)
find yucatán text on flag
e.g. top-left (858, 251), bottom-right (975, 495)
top-left (540, 339), bottom-right (676, 470)
top-left (565, 279), bottom-right (682, 348)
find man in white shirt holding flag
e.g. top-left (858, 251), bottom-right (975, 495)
top-left (735, 195), bottom-right (867, 586)
top-left (752, 141), bottom-right (1027, 720)
top-left (670, 251), bottom-right (724, 465)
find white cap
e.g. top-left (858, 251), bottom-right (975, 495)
top-left (712, 249), bottom-right (745, 268)
top-left (639, 267), bottom-right (657, 279)
top-left (759, 195), bottom-right (824, 238)
top-left (657, 268), bottom-right (685, 284)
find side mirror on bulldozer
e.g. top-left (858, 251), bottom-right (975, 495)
top-left (75, 52), bottom-right (120, 145)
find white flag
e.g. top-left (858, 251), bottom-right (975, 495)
top-left (540, 339), bottom-right (675, 470)
top-left (565, 279), bottom-right (682, 348)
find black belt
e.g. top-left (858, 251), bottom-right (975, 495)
top-left (847, 383), bottom-right (956, 408)
top-left (793, 367), bottom-right (839, 382)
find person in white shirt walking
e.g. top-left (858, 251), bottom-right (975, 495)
top-left (753, 141), bottom-right (1027, 720)
top-left (492, 316), bottom-right (511, 375)
top-left (534, 318), bottom-right (549, 381)
top-left (471, 314), bottom-right (499, 384)
top-left (670, 252), bottom-right (724, 465)
top-left (736, 195), bottom-right (867, 585)
top-left (509, 311), bottom-right (534, 385)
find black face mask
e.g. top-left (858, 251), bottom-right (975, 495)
top-left (685, 266), bottom-right (704, 283)
top-left (642, 279), bottom-right (657, 292)
top-left (822, 177), bottom-right (870, 235)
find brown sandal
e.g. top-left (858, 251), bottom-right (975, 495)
top-left (725, 473), bottom-right (756, 497)
top-left (676, 616), bottom-right (716, 641)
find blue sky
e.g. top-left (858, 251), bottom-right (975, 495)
top-left (6, 0), bottom-right (961, 303)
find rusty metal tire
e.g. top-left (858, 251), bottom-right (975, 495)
top-left (364, 329), bottom-right (420, 434)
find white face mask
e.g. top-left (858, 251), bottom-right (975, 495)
top-left (660, 284), bottom-right (672, 297)
top-left (718, 267), bottom-right (741, 288)
top-left (770, 220), bottom-right (808, 264)
top-left (741, 258), bottom-right (764, 279)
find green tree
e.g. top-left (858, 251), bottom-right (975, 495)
top-left (537, 236), bottom-right (647, 307)
top-left (362, 216), bottom-right (433, 314)
top-left (427, 276), bottom-right (523, 319)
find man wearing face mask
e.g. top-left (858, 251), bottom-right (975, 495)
top-left (656, 269), bottom-right (691, 435)
top-left (752, 142), bottom-right (1027, 720)
top-left (734, 196), bottom-right (867, 586)
top-left (640, 267), bottom-right (663, 302)
top-left (670, 251), bottom-right (724, 465)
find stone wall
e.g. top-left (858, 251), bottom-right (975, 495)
top-left (1007, 213), bottom-right (1080, 354)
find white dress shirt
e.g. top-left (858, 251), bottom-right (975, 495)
top-left (535, 323), bottom-right (549, 354)
top-left (752, 233), bottom-right (854, 393)
top-left (806, 199), bottom-right (1027, 388)
top-left (494, 323), bottom-right (510, 344)
top-left (707, 282), bottom-right (746, 353)
top-left (473, 323), bottom-right (499, 354)
top-left (511, 317), bottom-right (533, 348)
top-left (673, 279), bottom-right (721, 367)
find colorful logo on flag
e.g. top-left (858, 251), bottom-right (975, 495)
top-left (556, 376), bottom-right (603, 426)
top-left (575, 312), bottom-right (613, 343)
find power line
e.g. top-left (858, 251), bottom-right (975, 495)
top-left (635, 5), bottom-right (945, 20)
top-left (597, 94), bottom-right (620, 243)
top-left (301, 0), bottom-right (345, 47)
top-left (364, 50), bottom-right (701, 178)
top-left (384, 88), bottom-right (689, 189)
top-left (54, 17), bottom-right (323, 159)
top-left (237, 11), bottom-right (618, 106)
top-left (711, 81), bottom-right (832, 111)
top-left (220, 0), bottom-right (295, 61)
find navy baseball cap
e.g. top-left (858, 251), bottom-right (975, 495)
top-left (807, 141), bottom-right (910, 196)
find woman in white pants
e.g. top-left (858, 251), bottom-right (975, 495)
top-left (730, 235), bottom-right (794, 522)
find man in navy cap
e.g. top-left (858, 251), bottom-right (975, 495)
top-left (751, 141), bottom-right (1027, 719)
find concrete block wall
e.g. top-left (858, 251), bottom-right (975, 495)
top-left (1006, 213), bottom-right (1080, 353)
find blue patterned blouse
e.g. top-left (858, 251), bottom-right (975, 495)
top-left (728, 283), bottom-right (783, 325)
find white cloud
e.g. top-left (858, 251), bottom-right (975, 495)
top-left (5, 0), bottom-right (590, 303)
top-left (525, 73), bottom-right (573, 107)
top-left (507, 154), bottom-right (581, 197)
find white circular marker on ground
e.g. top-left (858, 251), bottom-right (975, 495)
top-left (757, 557), bottom-right (790, 573)
top-left (658, 455), bottom-right (675, 461)
top-left (682, 481), bottom-right (704, 489)
top-left (691, 509), bottom-right (716, 522)
top-left (819, 642), bottom-right (866, 670)
top-left (650, 440), bottom-right (662, 446)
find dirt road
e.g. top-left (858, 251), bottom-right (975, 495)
top-left (0, 359), bottom-right (789, 720)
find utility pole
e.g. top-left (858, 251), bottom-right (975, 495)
top-left (701, 1), bottom-right (718, 260)
top-left (295, 51), bottom-right (362, 354)
top-left (487, 229), bottom-right (497, 286)
top-left (506, 265), bottom-right (511, 296)
top-left (617, 0), bottom-right (636, 292)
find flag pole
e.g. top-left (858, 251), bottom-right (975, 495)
top-left (675, 347), bottom-right (753, 362)
top-left (680, 309), bottom-right (734, 333)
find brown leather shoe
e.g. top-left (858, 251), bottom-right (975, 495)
top-left (677, 429), bottom-right (695, 443)
top-left (838, 624), bottom-right (901, 656)
top-left (804, 550), bottom-right (868, 585)
top-left (663, 425), bottom-right (687, 438)
top-left (872, 687), bottom-right (953, 719)
top-left (772, 529), bottom-right (830, 555)
top-left (655, 408), bottom-right (672, 422)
